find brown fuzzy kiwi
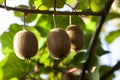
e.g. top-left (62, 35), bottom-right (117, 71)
top-left (13, 29), bottom-right (38, 59)
top-left (66, 25), bottom-right (85, 52)
top-left (47, 28), bottom-right (71, 59)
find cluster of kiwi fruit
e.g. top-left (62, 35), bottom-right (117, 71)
top-left (13, 24), bottom-right (84, 60)
top-left (13, 29), bottom-right (38, 60)
top-left (47, 24), bottom-right (85, 59)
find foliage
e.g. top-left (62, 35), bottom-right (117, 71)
top-left (0, 0), bottom-right (120, 80)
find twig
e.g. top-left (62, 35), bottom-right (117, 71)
top-left (80, 0), bottom-right (114, 80)
top-left (0, 5), bottom-right (104, 16)
top-left (100, 61), bottom-right (120, 80)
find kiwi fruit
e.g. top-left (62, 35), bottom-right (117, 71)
top-left (66, 25), bottom-right (85, 52)
top-left (13, 29), bottom-right (38, 59)
top-left (47, 28), bottom-right (71, 59)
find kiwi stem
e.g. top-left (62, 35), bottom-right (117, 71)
top-left (23, 13), bottom-right (27, 30)
top-left (4, 0), bottom-right (9, 10)
top-left (69, 15), bottom-right (72, 25)
top-left (53, 14), bottom-right (57, 28)
top-left (53, 0), bottom-right (57, 28)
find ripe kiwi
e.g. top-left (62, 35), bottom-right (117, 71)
top-left (66, 25), bottom-right (85, 52)
top-left (13, 29), bottom-right (38, 59)
top-left (47, 28), bottom-right (71, 59)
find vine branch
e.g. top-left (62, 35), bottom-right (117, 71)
top-left (80, 0), bottom-right (114, 80)
top-left (100, 61), bottom-right (120, 80)
top-left (0, 5), bottom-right (104, 16)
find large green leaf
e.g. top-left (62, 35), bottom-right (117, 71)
top-left (35, 15), bottom-right (86, 37)
top-left (71, 51), bottom-right (89, 65)
top-left (14, 5), bottom-right (37, 23)
top-left (0, 53), bottom-right (34, 79)
top-left (105, 30), bottom-right (120, 43)
top-left (35, 15), bottom-right (53, 37)
top-left (0, 0), bottom-right (3, 4)
top-left (56, 15), bottom-right (86, 30)
top-left (0, 23), bottom-right (23, 55)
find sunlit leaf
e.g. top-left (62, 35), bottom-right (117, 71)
top-left (90, 0), bottom-right (106, 12)
top-left (0, 23), bottom-right (23, 55)
top-left (63, 52), bottom-right (75, 64)
top-left (42, 0), bottom-right (66, 8)
top-left (0, 0), bottom-right (3, 4)
top-left (105, 30), bottom-right (120, 43)
top-left (10, 77), bottom-right (19, 80)
top-left (66, 0), bottom-right (78, 8)
top-left (40, 52), bottom-right (49, 63)
top-left (0, 53), bottom-right (34, 79)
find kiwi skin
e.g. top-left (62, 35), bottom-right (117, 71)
top-left (47, 28), bottom-right (71, 59)
top-left (66, 25), bottom-right (85, 52)
top-left (13, 30), bottom-right (38, 59)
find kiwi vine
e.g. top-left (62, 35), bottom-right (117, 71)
top-left (0, 0), bottom-right (120, 80)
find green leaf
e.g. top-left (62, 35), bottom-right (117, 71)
top-left (0, 0), bottom-right (3, 4)
top-left (40, 52), bottom-right (49, 63)
top-left (34, 0), bottom-right (48, 10)
top-left (88, 54), bottom-right (99, 80)
top-left (56, 15), bottom-right (86, 30)
top-left (14, 5), bottom-right (37, 23)
top-left (105, 30), bottom-right (120, 43)
top-left (100, 65), bottom-right (115, 80)
top-left (106, 12), bottom-right (120, 21)
top-left (35, 15), bottom-right (53, 37)
top-left (93, 44), bottom-right (110, 56)
top-left (29, 0), bottom-right (35, 8)
top-left (66, 0), bottom-right (78, 8)
top-left (90, 0), bottom-right (106, 12)
top-left (76, 0), bottom-right (90, 11)
top-left (71, 51), bottom-right (89, 65)
top-left (0, 23), bottom-right (23, 55)
top-left (0, 53), bottom-right (34, 79)
top-left (42, 0), bottom-right (66, 8)
top-left (84, 30), bottom-right (93, 48)
top-left (35, 15), bottom-right (86, 37)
